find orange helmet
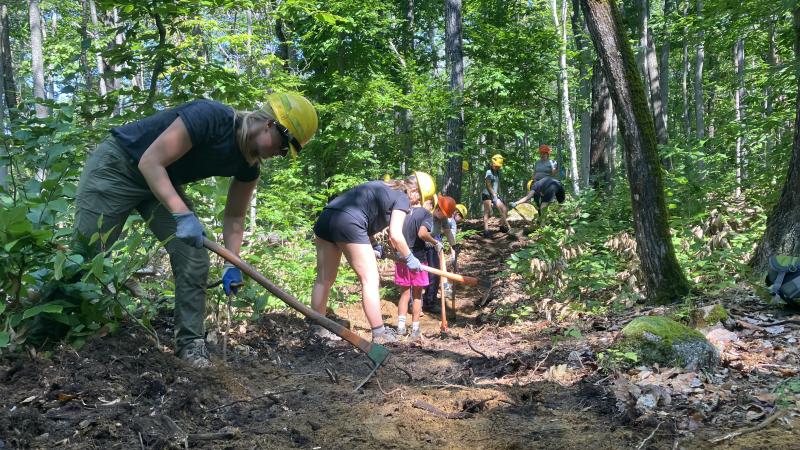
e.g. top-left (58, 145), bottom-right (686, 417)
top-left (435, 195), bottom-right (457, 218)
top-left (539, 144), bottom-right (552, 155)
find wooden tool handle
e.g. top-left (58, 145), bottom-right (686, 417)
top-left (420, 264), bottom-right (478, 287)
top-left (204, 238), bottom-right (375, 355)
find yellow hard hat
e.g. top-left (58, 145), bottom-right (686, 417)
top-left (413, 171), bottom-right (436, 203)
top-left (527, 179), bottom-right (533, 191)
top-left (383, 173), bottom-right (392, 182)
top-left (455, 204), bottom-right (467, 219)
top-left (266, 92), bottom-right (318, 158)
top-left (491, 154), bottom-right (504, 167)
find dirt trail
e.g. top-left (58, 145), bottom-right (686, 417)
top-left (2, 218), bottom-right (799, 449)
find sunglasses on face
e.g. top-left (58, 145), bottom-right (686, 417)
top-left (273, 121), bottom-right (302, 157)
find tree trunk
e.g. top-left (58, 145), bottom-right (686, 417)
top-left (399, 0), bottom-right (414, 175)
top-left (145, 12), bottom-right (167, 107)
top-left (79, 0), bottom-right (94, 97)
top-left (660, 0), bottom-right (672, 138)
top-left (733, 38), bottom-right (744, 197)
top-left (765, 17), bottom-right (777, 164)
top-left (571, 0), bottom-right (592, 190)
top-left (694, 0), bottom-right (705, 142)
top-left (551, 0), bottom-right (580, 195)
top-left (29, 0), bottom-right (48, 118)
top-left (681, 0), bottom-right (690, 140)
top-left (580, 0), bottom-right (690, 304)
top-left (0, 4), bottom-right (17, 118)
top-left (88, 0), bottom-right (106, 96)
top-left (443, 0), bottom-right (464, 200)
top-left (590, 59), bottom-right (612, 192)
top-left (750, 6), bottom-right (800, 271)
top-left (645, 5), bottom-right (666, 147)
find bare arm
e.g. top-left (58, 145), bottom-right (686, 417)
top-left (222, 178), bottom-right (258, 255)
top-left (387, 210), bottom-right (411, 256)
top-left (418, 226), bottom-right (438, 246)
top-left (485, 179), bottom-right (497, 198)
top-left (137, 117), bottom-right (194, 214)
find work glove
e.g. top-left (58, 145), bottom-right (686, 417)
top-left (492, 195), bottom-right (499, 204)
top-left (452, 243), bottom-right (461, 254)
top-left (372, 243), bottom-right (384, 259)
top-left (402, 252), bottom-right (423, 272)
top-left (435, 241), bottom-right (445, 253)
top-left (173, 212), bottom-right (205, 248)
top-left (510, 201), bottom-right (518, 209)
top-left (222, 263), bottom-right (244, 295)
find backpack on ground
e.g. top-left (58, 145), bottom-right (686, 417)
top-left (765, 255), bottom-right (800, 305)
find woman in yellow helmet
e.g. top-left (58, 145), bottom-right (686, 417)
top-left (73, 92), bottom-right (318, 368)
top-left (481, 154), bottom-right (511, 237)
top-left (311, 172), bottom-right (436, 344)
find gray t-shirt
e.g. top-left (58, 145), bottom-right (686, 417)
top-left (534, 159), bottom-right (557, 181)
top-left (431, 216), bottom-right (452, 238)
top-left (482, 168), bottom-right (500, 196)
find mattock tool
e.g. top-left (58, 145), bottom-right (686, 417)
top-left (204, 238), bottom-right (389, 390)
top-left (438, 249), bottom-right (449, 336)
top-left (389, 253), bottom-right (494, 307)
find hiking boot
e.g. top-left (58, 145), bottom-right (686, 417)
top-left (499, 225), bottom-right (510, 233)
top-left (482, 230), bottom-right (494, 238)
top-left (178, 339), bottom-right (212, 369)
top-left (372, 327), bottom-right (400, 344)
top-left (309, 324), bottom-right (342, 342)
top-left (408, 329), bottom-right (422, 341)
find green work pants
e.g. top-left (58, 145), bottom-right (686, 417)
top-left (73, 136), bottom-right (209, 352)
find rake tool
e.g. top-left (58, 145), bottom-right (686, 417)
top-left (204, 238), bottom-right (389, 388)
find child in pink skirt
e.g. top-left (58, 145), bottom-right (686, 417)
top-left (395, 203), bottom-right (440, 340)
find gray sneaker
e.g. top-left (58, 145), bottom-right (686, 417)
top-left (372, 327), bottom-right (400, 344)
top-left (409, 329), bottom-right (422, 341)
top-left (178, 339), bottom-right (212, 368)
top-left (309, 325), bottom-right (342, 341)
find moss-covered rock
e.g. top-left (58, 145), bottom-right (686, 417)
top-left (617, 316), bottom-right (719, 370)
top-left (692, 304), bottom-right (730, 328)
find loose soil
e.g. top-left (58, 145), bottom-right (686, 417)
top-left (1, 219), bottom-right (798, 449)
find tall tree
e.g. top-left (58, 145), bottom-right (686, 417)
top-left (0, 4), bottom-right (14, 117)
top-left (29, 0), bottom-right (48, 118)
top-left (88, 0), bottom-right (107, 96)
top-left (590, 59), bottom-right (612, 191)
top-left (694, 0), bottom-right (705, 143)
top-left (442, 0), bottom-right (464, 200)
top-left (733, 38), bottom-right (744, 197)
top-left (398, 0), bottom-right (414, 175)
top-left (681, 0), bottom-right (690, 139)
top-left (571, 0), bottom-right (592, 190)
top-left (660, 0), bottom-right (672, 138)
top-left (551, 0), bottom-right (580, 194)
top-left (750, 6), bottom-right (800, 271)
top-left (580, 0), bottom-right (690, 303)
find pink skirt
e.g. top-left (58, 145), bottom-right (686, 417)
top-left (394, 261), bottom-right (430, 287)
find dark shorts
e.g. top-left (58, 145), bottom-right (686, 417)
top-left (313, 208), bottom-right (371, 244)
top-left (535, 184), bottom-right (559, 205)
top-left (481, 193), bottom-right (493, 202)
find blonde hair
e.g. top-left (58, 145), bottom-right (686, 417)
top-left (383, 175), bottom-right (419, 196)
top-left (235, 104), bottom-right (278, 165)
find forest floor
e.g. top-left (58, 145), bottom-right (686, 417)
top-left (2, 218), bottom-right (800, 449)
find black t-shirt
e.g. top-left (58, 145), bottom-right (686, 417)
top-left (324, 181), bottom-right (411, 236)
top-left (110, 99), bottom-right (260, 186)
top-left (402, 207), bottom-right (433, 259)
